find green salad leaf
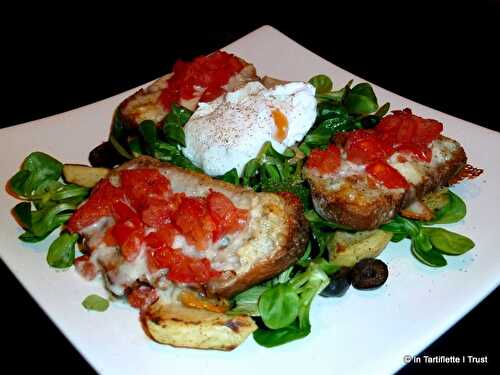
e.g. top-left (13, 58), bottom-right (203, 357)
top-left (9, 170), bottom-right (31, 197)
top-left (12, 188), bottom-right (85, 243)
top-left (154, 141), bottom-right (203, 172)
top-left (424, 227), bottom-right (475, 255)
top-left (9, 153), bottom-right (89, 241)
top-left (308, 74), bottom-right (333, 94)
top-left (315, 80), bottom-right (352, 104)
top-left (13, 202), bottom-right (31, 229)
top-left (82, 294), bottom-right (110, 312)
top-left (299, 76), bottom-right (388, 154)
top-left (252, 261), bottom-right (329, 347)
top-left (217, 168), bottom-right (240, 185)
top-left (128, 137), bottom-right (143, 157)
top-left (305, 210), bottom-right (351, 230)
top-left (231, 257), bottom-right (331, 348)
top-left (109, 104), bottom-right (199, 172)
top-left (163, 105), bottom-right (192, 146)
top-left (47, 232), bottom-right (79, 268)
top-left (411, 243), bottom-right (447, 267)
top-left (111, 108), bottom-right (127, 140)
top-left (259, 283), bottom-right (300, 329)
top-left (428, 190), bottom-right (467, 224)
top-left (218, 141), bottom-right (311, 208)
top-left (139, 120), bottom-right (157, 154)
top-left (229, 285), bottom-right (269, 316)
top-left (109, 135), bottom-right (133, 160)
top-left (375, 102), bottom-right (391, 118)
top-left (343, 83), bottom-right (378, 114)
top-left (381, 190), bottom-right (474, 267)
top-left (166, 104), bottom-right (193, 127)
top-left (253, 321), bottom-right (310, 348)
top-left (8, 153), bottom-right (87, 267)
top-left (301, 109), bottom-right (351, 150)
top-left (9, 152), bottom-right (63, 198)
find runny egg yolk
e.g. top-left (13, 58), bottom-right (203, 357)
top-left (272, 108), bottom-right (289, 143)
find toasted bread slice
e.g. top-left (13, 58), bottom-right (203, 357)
top-left (304, 136), bottom-right (467, 230)
top-left (72, 156), bottom-right (309, 300)
top-left (109, 156), bottom-right (309, 298)
top-left (143, 301), bottom-right (257, 351)
top-left (119, 55), bottom-right (259, 127)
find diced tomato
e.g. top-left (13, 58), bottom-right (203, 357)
top-left (141, 199), bottom-right (172, 228)
top-left (376, 108), bottom-right (443, 147)
top-left (395, 116), bottom-right (417, 144)
top-left (201, 86), bottom-right (225, 103)
top-left (207, 191), bottom-right (249, 242)
top-left (186, 258), bottom-right (221, 284)
top-left (159, 89), bottom-right (178, 112)
top-left (127, 285), bottom-right (158, 309)
top-left (344, 129), bottom-right (374, 144)
top-left (395, 143), bottom-right (433, 162)
top-left (109, 218), bottom-right (144, 262)
top-left (144, 224), bottom-right (177, 250)
top-left (119, 169), bottom-right (171, 211)
top-left (306, 144), bottom-right (342, 174)
top-left (197, 52), bottom-right (244, 102)
top-left (112, 201), bottom-right (139, 222)
top-left (121, 230), bottom-right (145, 262)
top-left (159, 51), bottom-right (244, 110)
top-left (67, 179), bottom-right (126, 233)
top-left (147, 245), bottom-right (177, 274)
top-left (141, 193), bottom-right (185, 228)
top-left (345, 130), bottom-right (393, 164)
top-left (156, 224), bottom-right (177, 246)
top-left (111, 217), bottom-right (143, 245)
top-left (414, 118), bottom-right (443, 145)
top-left (103, 227), bottom-right (117, 246)
top-left (148, 245), bottom-right (220, 283)
top-left (74, 255), bottom-right (98, 280)
top-left (173, 197), bottom-right (215, 251)
top-left (103, 203), bottom-right (142, 248)
top-left (375, 110), bottom-right (403, 136)
top-left (366, 161), bottom-right (410, 189)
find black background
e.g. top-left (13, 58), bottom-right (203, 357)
top-left (1, 3), bottom-right (498, 374)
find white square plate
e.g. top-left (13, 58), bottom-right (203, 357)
top-left (1, 26), bottom-right (498, 375)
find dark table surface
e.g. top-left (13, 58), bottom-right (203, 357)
top-left (2, 7), bottom-right (498, 374)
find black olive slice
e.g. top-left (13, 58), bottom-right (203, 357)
top-left (320, 267), bottom-right (352, 297)
top-left (351, 258), bottom-right (388, 290)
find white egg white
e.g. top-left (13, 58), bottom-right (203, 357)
top-left (182, 81), bottom-right (317, 176)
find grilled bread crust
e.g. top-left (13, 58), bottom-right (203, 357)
top-left (305, 136), bottom-right (467, 230)
top-left (113, 156), bottom-right (309, 299)
top-left (207, 191), bottom-right (309, 298)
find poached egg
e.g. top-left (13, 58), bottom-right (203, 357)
top-left (182, 81), bottom-right (317, 176)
